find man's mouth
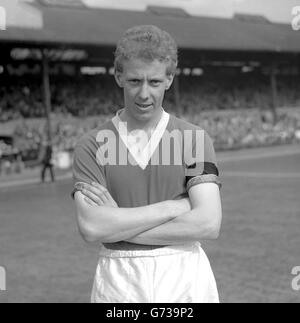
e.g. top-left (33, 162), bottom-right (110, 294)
top-left (135, 103), bottom-right (153, 109)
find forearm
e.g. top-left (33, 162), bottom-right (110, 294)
top-left (104, 198), bottom-right (191, 243)
top-left (76, 192), bottom-right (190, 243)
top-left (126, 207), bottom-right (221, 245)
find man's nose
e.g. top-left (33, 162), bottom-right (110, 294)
top-left (138, 83), bottom-right (150, 100)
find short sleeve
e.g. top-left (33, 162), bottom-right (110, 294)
top-left (185, 130), bottom-right (221, 191)
top-left (71, 140), bottom-right (107, 199)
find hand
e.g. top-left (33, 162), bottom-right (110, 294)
top-left (75, 182), bottom-right (118, 208)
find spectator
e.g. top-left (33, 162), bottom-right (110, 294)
top-left (39, 138), bottom-right (55, 183)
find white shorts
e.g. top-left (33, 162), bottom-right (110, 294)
top-left (91, 242), bottom-right (219, 303)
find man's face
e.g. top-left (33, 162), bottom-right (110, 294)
top-left (115, 58), bottom-right (174, 124)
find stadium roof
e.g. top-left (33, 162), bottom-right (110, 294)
top-left (0, 1), bottom-right (300, 53)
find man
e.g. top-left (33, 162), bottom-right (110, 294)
top-left (72, 25), bottom-right (222, 303)
top-left (40, 139), bottom-right (55, 183)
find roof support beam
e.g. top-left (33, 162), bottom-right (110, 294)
top-left (270, 62), bottom-right (278, 123)
top-left (42, 50), bottom-right (52, 143)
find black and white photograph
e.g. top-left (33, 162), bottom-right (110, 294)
top-left (0, 0), bottom-right (300, 304)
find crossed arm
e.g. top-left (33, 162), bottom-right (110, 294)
top-left (74, 181), bottom-right (222, 245)
top-left (126, 183), bottom-right (222, 245)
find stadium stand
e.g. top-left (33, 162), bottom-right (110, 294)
top-left (1, 1), bottom-right (300, 176)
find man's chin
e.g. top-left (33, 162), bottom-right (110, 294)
top-left (125, 105), bottom-right (162, 123)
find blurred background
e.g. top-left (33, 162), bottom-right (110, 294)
top-left (0, 0), bottom-right (299, 303)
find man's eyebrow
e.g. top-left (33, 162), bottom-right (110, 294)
top-left (126, 76), bottom-right (141, 80)
top-left (125, 74), bottom-right (165, 80)
top-left (149, 77), bottom-right (164, 81)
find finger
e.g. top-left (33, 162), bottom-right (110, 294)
top-left (90, 182), bottom-right (118, 207)
top-left (87, 183), bottom-right (108, 200)
top-left (76, 183), bottom-right (108, 203)
top-left (104, 191), bottom-right (118, 206)
top-left (91, 182), bottom-right (112, 200)
top-left (91, 182), bottom-right (107, 192)
top-left (81, 188), bottom-right (104, 206)
top-left (90, 182), bottom-right (110, 202)
top-left (84, 197), bottom-right (99, 207)
top-left (98, 186), bottom-right (113, 202)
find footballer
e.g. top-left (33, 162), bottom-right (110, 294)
top-left (72, 25), bottom-right (222, 303)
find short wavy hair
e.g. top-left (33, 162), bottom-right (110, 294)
top-left (114, 25), bottom-right (178, 76)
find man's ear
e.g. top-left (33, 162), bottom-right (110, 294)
top-left (165, 73), bottom-right (175, 90)
top-left (114, 71), bottom-right (124, 88)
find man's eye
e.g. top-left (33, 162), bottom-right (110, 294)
top-left (150, 80), bottom-right (161, 86)
top-left (129, 80), bottom-right (140, 85)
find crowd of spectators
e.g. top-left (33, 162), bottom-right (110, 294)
top-left (1, 73), bottom-right (300, 175)
top-left (182, 109), bottom-right (300, 150)
top-left (0, 75), bottom-right (122, 122)
top-left (0, 82), bottom-right (45, 122)
top-left (1, 73), bottom-right (300, 121)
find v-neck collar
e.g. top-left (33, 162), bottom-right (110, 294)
top-left (112, 108), bottom-right (170, 170)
